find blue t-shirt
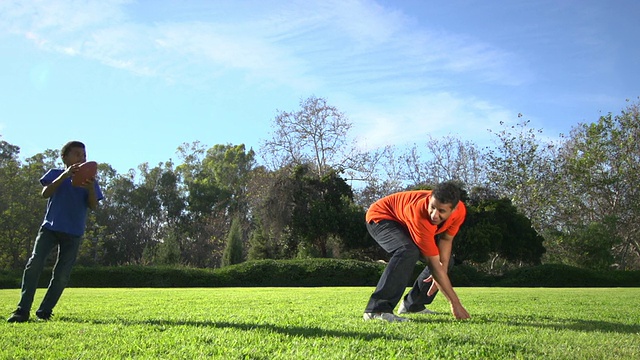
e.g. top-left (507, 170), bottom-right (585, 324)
top-left (40, 169), bottom-right (104, 237)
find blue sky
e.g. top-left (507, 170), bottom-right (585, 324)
top-left (1, 0), bottom-right (638, 174)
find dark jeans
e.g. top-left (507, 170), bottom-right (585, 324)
top-left (17, 227), bottom-right (81, 314)
top-left (365, 220), bottom-right (446, 313)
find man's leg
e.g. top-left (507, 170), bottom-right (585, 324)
top-left (37, 233), bottom-right (81, 316)
top-left (16, 228), bottom-right (58, 313)
top-left (364, 220), bottom-right (420, 313)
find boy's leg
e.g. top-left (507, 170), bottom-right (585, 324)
top-left (364, 220), bottom-right (420, 313)
top-left (16, 228), bottom-right (58, 313)
top-left (38, 233), bottom-right (81, 314)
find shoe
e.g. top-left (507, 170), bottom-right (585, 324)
top-left (35, 309), bottom-right (53, 321)
top-left (397, 301), bottom-right (437, 315)
top-left (7, 309), bottom-right (29, 323)
top-left (363, 312), bottom-right (410, 322)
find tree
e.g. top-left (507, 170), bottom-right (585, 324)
top-left (261, 96), bottom-right (357, 178)
top-left (0, 143), bottom-right (49, 269)
top-left (456, 192), bottom-right (546, 272)
top-left (222, 217), bottom-right (244, 266)
top-left (354, 145), bottom-right (405, 208)
top-left (252, 164), bottom-right (361, 259)
top-left (402, 136), bottom-right (487, 189)
top-left (176, 143), bottom-right (256, 267)
top-left (484, 118), bottom-right (558, 231)
top-left (552, 98), bottom-right (640, 269)
top-left (288, 166), bottom-right (356, 258)
top-left (201, 144), bottom-right (256, 218)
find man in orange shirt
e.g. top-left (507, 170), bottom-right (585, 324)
top-left (363, 181), bottom-right (470, 322)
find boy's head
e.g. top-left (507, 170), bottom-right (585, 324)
top-left (61, 141), bottom-right (87, 167)
top-left (427, 181), bottom-right (462, 225)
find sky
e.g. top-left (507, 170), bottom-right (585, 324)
top-left (1, 0), bottom-right (638, 174)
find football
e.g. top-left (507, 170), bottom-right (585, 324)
top-left (71, 161), bottom-right (98, 187)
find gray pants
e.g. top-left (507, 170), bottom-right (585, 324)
top-left (17, 227), bottom-right (81, 314)
top-left (364, 220), bottom-right (448, 313)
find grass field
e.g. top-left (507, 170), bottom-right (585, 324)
top-left (1, 287), bottom-right (639, 359)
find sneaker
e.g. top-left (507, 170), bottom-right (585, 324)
top-left (363, 312), bottom-right (410, 322)
top-left (397, 301), bottom-right (438, 315)
top-left (7, 309), bottom-right (29, 323)
top-left (35, 310), bottom-right (53, 321)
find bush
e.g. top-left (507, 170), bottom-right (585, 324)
top-left (214, 259), bottom-right (384, 287)
top-left (495, 264), bottom-right (640, 287)
top-left (1, 261), bottom-right (638, 289)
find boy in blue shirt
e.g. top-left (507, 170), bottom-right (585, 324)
top-left (7, 141), bottom-right (103, 322)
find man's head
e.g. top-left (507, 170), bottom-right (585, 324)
top-left (61, 141), bottom-right (86, 167)
top-left (427, 181), bottom-right (462, 225)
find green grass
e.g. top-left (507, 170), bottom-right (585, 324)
top-left (2, 287), bottom-right (639, 359)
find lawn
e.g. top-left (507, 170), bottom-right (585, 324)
top-left (1, 287), bottom-right (639, 359)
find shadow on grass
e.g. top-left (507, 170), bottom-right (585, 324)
top-left (59, 316), bottom-right (410, 341)
top-left (474, 314), bottom-right (640, 334)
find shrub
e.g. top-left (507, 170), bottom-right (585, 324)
top-left (495, 264), bottom-right (640, 287)
top-left (1, 260), bottom-right (638, 289)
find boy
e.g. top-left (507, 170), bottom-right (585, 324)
top-left (363, 181), bottom-right (470, 322)
top-left (7, 141), bottom-right (103, 322)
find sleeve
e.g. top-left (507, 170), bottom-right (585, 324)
top-left (94, 182), bottom-right (104, 201)
top-left (40, 169), bottom-right (63, 186)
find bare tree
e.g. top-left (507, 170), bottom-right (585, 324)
top-left (261, 96), bottom-right (357, 178)
top-left (401, 136), bottom-right (486, 188)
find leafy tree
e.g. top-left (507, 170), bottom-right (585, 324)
top-left (555, 218), bottom-right (618, 270)
top-left (553, 98), bottom-right (640, 269)
top-left (484, 118), bottom-right (558, 232)
top-left (456, 193), bottom-right (545, 272)
top-left (253, 164), bottom-right (360, 259)
top-left (201, 144), bottom-right (256, 217)
top-left (176, 143), bottom-right (256, 267)
top-left (222, 217), bottom-right (244, 266)
top-left (288, 166), bottom-right (355, 258)
top-left (0, 145), bottom-right (58, 269)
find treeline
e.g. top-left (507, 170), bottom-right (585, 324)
top-left (1, 96), bottom-right (639, 272)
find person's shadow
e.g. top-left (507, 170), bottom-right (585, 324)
top-left (409, 313), bottom-right (640, 335)
top-left (59, 316), bottom-right (411, 340)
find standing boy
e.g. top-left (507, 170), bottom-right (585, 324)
top-left (363, 181), bottom-right (470, 322)
top-left (7, 141), bottom-right (103, 322)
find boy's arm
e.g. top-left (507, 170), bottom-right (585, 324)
top-left (85, 179), bottom-right (99, 210)
top-left (42, 165), bottom-right (79, 198)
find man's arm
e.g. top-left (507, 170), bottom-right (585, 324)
top-left (425, 255), bottom-right (470, 319)
top-left (437, 233), bottom-right (455, 272)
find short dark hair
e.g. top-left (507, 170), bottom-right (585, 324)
top-left (432, 181), bottom-right (462, 207)
top-left (61, 141), bottom-right (85, 158)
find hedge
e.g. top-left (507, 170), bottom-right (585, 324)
top-left (1, 259), bottom-right (638, 289)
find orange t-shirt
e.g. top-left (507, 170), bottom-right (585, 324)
top-left (365, 190), bottom-right (466, 257)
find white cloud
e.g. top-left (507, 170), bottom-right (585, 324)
top-left (347, 92), bottom-right (512, 151)
top-left (1, 0), bottom-right (528, 151)
top-left (1, 0), bottom-right (526, 91)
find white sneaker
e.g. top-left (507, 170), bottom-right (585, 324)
top-left (397, 301), bottom-right (438, 315)
top-left (363, 312), bottom-right (410, 322)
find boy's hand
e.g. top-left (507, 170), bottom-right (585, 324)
top-left (62, 163), bottom-right (82, 178)
top-left (81, 177), bottom-right (96, 189)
